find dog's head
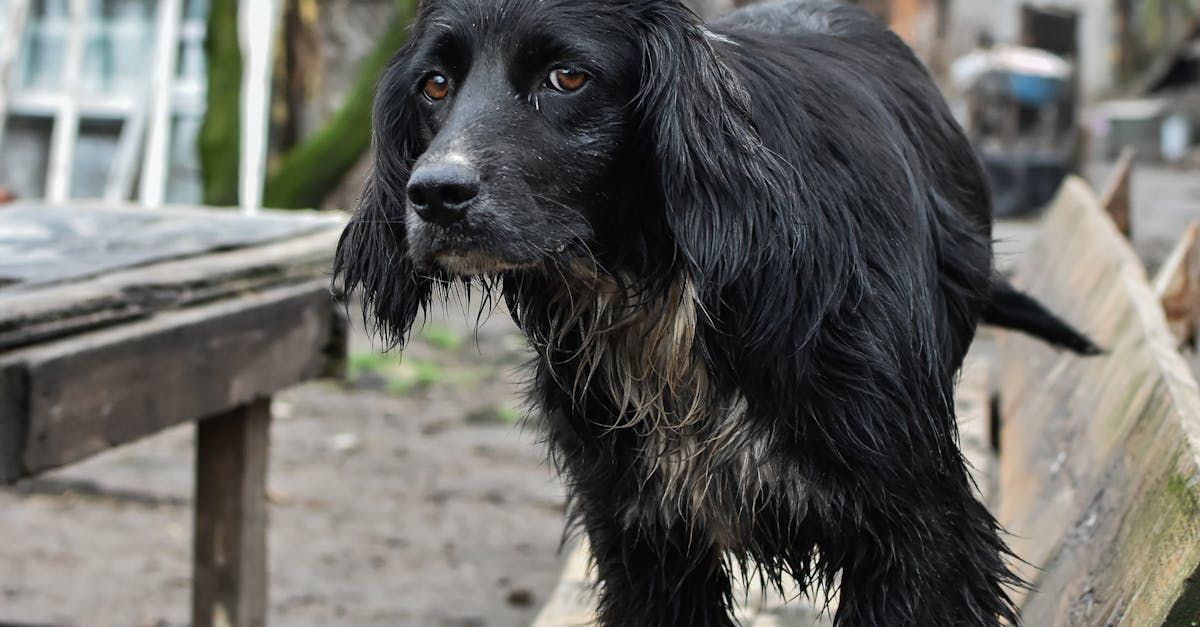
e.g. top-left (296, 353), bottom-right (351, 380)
top-left (337, 0), bottom-right (785, 346)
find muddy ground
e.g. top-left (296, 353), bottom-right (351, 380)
top-left (1, 165), bottom-right (1195, 627)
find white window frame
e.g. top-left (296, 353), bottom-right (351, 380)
top-left (238, 0), bottom-right (282, 213)
top-left (2, 0), bottom-right (278, 213)
top-left (0, 0), bottom-right (32, 149)
top-left (137, 0), bottom-right (184, 207)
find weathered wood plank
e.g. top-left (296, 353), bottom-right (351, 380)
top-left (193, 399), bottom-right (271, 627)
top-left (0, 204), bottom-right (340, 289)
top-left (0, 280), bottom-right (346, 483)
top-left (1101, 147), bottom-right (1135, 239)
top-left (996, 177), bottom-right (1200, 624)
top-left (957, 357), bottom-right (996, 507)
top-left (0, 227), bottom-right (342, 351)
top-left (530, 542), bottom-right (598, 627)
top-left (1155, 222), bottom-right (1200, 353)
top-left (0, 358), bottom-right (28, 482)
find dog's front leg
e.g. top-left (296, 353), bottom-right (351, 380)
top-left (576, 495), bottom-right (738, 627)
top-left (826, 474), bottom-right (1017, 626)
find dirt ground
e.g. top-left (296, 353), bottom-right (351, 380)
top-left (0, 303), bottom-right (567, 627)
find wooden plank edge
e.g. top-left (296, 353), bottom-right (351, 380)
top-left (957, 356), bottom-right (997, 507)
top-left (0, 280), bottom-right (344, 481)
top-left (531, 542), bottom-right (598, 627)
top-left (0, 361), bottom-right (29, 483)
top-left (1155, 221), bottom-right (1200, 352)
top-left (0, 228), bottom-right (342, 351)
top-left (997, 176), bottom-right (1200, 620)
top-left (1100, 147), bottom-right (1135, 239)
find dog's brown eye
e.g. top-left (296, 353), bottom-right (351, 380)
top-left (547, 67), bottom-right (588, 93)
top-left (423, 73), bottom-right (450, 101)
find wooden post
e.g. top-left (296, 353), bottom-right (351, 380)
top-left (1155, 222), bottom-right (1200, 351)
top-left (1100, 147), bottom-right (1135, 239)
top-left (193, 398), bottom-right (271, 627)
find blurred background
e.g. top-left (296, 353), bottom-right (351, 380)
top-left (0, 1), bottom-right (1197, 626)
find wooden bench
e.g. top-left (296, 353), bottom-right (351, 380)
top-left (0, 203), bottom-right (347, 627)
top-left (996, 177), bottom-right (1200, 624)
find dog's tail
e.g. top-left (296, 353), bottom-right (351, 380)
top-left (983, 276), bottom-right (1103, 355)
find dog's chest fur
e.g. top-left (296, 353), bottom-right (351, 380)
top-left (535, 273), bottom-right (794, 547)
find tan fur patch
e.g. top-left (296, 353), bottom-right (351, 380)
top-left (538, 263), bottom-right (782, 545)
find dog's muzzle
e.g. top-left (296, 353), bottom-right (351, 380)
top-left (406, 161), bottom-right (480, 226)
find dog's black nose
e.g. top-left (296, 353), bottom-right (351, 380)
top-left (407, 163), bottom-right (480, 225)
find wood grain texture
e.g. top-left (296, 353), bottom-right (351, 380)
top-left (1100, 147), bottom-right (1135, 239)
top-left (996, 177), bottom-right (1200, 624)
top-left (1155, 222), bottom-right (1200, 356)
top-left (0, 280), bottom-right (345, 483)
top-left (0, 360), bottom-right (28, 482)
top-left (193, 399), bottom-right (271, 627)
top-left (0, 203), bottom-right (339, 288)
top-left (1099, 147), bottom-right (1132, 237)
top-left (0, 227), bottom-right (343, 351)
top-left (530, 542), bottom-right (598, 627)
top-left (957, 357), bottom-right (997, 507)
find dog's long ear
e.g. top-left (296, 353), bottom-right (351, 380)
top-left (334, 46), bottom-right (433, 350)
top-left (634, 3), bottom-right (792, 294)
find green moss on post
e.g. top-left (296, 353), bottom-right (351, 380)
top-left (198, 0), bottom-right (416, 210)
top-left (198, 0), bottom-right (242, 207)
top-left (262, 0), bottom-right (417, 210)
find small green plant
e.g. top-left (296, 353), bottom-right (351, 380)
top-left (420, 324), bottom-right (465, 351)
top-left (346, 352), bottom-right (395, 380)
top-left (464, 403), bottom-right (525, 425)
top-left (387, 360), bottom-right (446, 395)
top-left (346, 352), bottom-right (446, 394)
top-left (497, 404), bottom-right (523, 424)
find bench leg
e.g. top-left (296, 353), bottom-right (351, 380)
top-left (192, 398), bottom-right (271, 627)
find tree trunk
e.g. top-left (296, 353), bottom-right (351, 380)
top-left (198, 0), bottom-right (418, 210)
top-left (262, 0), bottom-right (416, 209)
top-left (198, 0), bottom-right (242, 207)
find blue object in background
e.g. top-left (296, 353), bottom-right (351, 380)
top-left (1007, 72), bottom-right (1067, 106)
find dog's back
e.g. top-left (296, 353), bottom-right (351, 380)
top-left (713, 0), bottom-right (873, 38)
top-left (712, 0), bottom-right (996, 369)
top-left (714, 0), bottom-right (990, 227)
top-left (716, 1), bottom-right (1102, 359)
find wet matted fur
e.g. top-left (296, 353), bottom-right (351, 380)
top-left (334, 1), bottom-right (1092, 624)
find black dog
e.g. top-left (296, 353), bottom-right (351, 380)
top-left (336, 1), bottom-right (1097, 624)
